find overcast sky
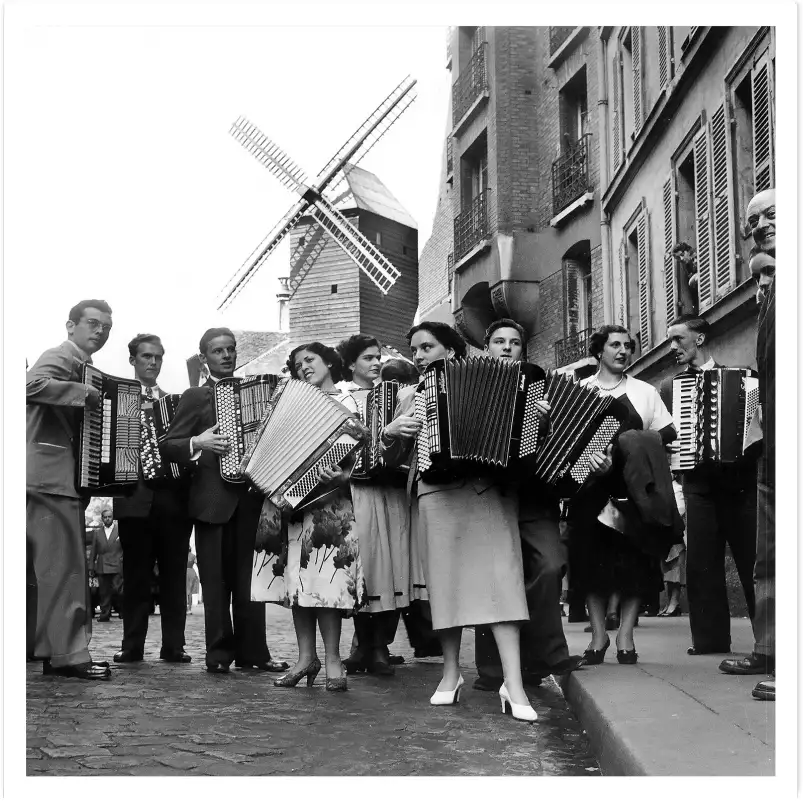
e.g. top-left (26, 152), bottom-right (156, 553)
top-left (8, 6), bottom-right (451, 391)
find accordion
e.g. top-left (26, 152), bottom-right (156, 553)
top-left (77, 365), bottom-right (141, 489)
top-left (214, 375), bottom-right (281, 482)
top-left (140, 394), bottom-right (188, 481)
top-left (670, 367), bottom-right (760, 471)
top-left (414, 358), bottom-right (627, 495)
top-left (352, 380), bottom-right (403, 480)
top-left (241, 380), bottom-right (368, 511)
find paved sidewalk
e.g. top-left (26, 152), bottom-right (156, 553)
top-left (559, 615), bottom-right (775, 776)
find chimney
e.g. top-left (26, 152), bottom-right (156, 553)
top-left (277, 277), bottom-right (290, 332)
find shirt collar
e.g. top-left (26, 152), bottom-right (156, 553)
top-left (141, 384), bottom-right (160, 396)
top-left (64, 339), bottom-right (92, 363)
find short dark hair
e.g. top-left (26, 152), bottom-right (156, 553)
top-left (668, 314), bottom-right (710, 342)
top-left (287, 342), bottom-right (344, 383)
top-left (588, 324), bottom-right (635, 360)
top-left (406, 322), bottom-right (467, 359)
top-left (69, 299), bottom-right (112, 323)
top-left (337, 334), bottom-right (381, 381)
top-left (199, 327), bottom-right (235, 355)
top-left (127, 333), bottom-right (164, 359)
top-left (671, 242), bottom-right (694, 256)
top-left (380, 358), bottom-right (419, 384)
top-left (484, 318), bottom-right (527, 347)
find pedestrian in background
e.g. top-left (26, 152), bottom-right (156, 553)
top-left (187, 547), bottom-right (199, 614)
top-left (93, 507), bottom-right (124, 622)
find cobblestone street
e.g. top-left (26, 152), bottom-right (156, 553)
top-left (27, 604), bottom-right (600, 776)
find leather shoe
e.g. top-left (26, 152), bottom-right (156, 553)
top-left (235, 659), bottom-right (289, 672)
top-left (44, 661), bottom-right (111, 680)
top-left (752, 679), bottom-right (775, 701)
top-left (545, 655), bottom-right (587, 674)
top-left (687, 644), bottom-right (730, 656)
top-left (160, 649), bottom-right (192, 663)
top-left (206, 662), bottom-right (230, 674)
top-left (113, 649), bottom-right (144, 663)
top-left (389, 654), bottom-right (405, 666)
top-left (719, 652), bottom-right (774, 675)
top-left (97, 616), bottom-right (111, 622)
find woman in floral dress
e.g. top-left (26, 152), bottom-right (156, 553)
top-left (271, 342), bottom-right (365, 692)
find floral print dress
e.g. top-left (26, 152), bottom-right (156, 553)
top-left (250, 390), bottom-right (366, 612)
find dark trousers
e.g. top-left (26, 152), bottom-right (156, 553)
top-left (98, 573), bottom-right (124, 618)
top-left (195, 502), bottom-right (270, 667)
top-left (401, 600), bottom-right (440, 655)
top-left (118, 512), bottom-right (192, 654)
top-left (685, 482), bottom-right (757, 651)
top-left (476, 509), bottom-right (569, 679)
top-left (353, 610), bottom-right (401, 654)
top-left (753, 458), bottom-right (774, 657)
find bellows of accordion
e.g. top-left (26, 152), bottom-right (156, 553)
top-left (241, 380), bottom-right (368, 511)
top-left (670, 367), bottom-right (759, 471)
top-left (78, 365), bottom-right (141, 489)
top-left (415, 357), bottom-right (627, 494)
top-left (214, 374), bottom-right (281, 482)
top-left (141, 394), bottom-right (187, 481)
top-left (352, 380), bottom-right (402, 479)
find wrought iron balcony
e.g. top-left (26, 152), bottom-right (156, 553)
top-left (550, 27), bottom-right (576, 55)
top-left (452, 43), bottom-right (488, 127)
top-left (453, 190), bottom-right (489, 262)
top-left (552, 134), bottom-right (592, 217)
top-left (446, 137), bottom-right (453, 175)
top-left (554, 327), bottom-right (592, 367)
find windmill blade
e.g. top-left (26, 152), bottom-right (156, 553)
top-left (287, 223), bottom-right (329, 300)
top-left (230, 116), bottom-right (310, 196)
top-left (217, 197), bottom-right (310, 310)
top-left (324, 89), bottom-right (417, 202)
top-left (314, 76), bottom-right (417, 194)
top-left (309, 196), bottom-right (401, 295)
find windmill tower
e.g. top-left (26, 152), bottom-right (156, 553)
top-left (218, 77), bottom-right (418, 330)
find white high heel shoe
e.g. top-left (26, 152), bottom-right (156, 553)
top-left (430, 675), bottom-right (464, 705)
top-left (499, 683), bottom-right (538, 722)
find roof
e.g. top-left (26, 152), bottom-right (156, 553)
top-left (338, 164), bottom-right (417, 230)
top-left (231, 330), bottom-right (288, 368)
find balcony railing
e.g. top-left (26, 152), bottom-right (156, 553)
top-left (554, 327), bottom-right (592, 367)
top-left (452, 43), bottom-right (488, 127)
top-left (552, 134), bottom-right (592, 216)
top-left (550, 27), bottom-right (576, 55)
top-left (446, 137), bottom-right (453, 175)
top-left (454, 190), bottom-right (489, 262)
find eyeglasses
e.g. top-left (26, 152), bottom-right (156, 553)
top-left (82, 318), bottom-right (112, 334)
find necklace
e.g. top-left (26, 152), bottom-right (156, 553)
top-left (593, 373), bottom-right (625, 392)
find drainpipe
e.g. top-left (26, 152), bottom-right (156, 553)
top-left (596, 29), bottom-right (614, 324)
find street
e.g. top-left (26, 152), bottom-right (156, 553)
top-left (27, 603), bottom-right (600, 776)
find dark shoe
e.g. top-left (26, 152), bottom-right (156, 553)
top-left (413, 645), bottom-right (443, 659)
top-left (659, 606), bottom-right (682, 617)
top-left (113, 649), bottom-right (144, 663)
top-left (583, 636), bottom-right (610, 665)
top-left (97, 616), bottom-right (111, 622)
top-left (273, 658), bottom-right (321, 688)
top-left (687, 644), bottom-right (730, 656)
top-left (45, 661), bottom-right (111, 680)
top-left (719, 652), bottom-right (774, 675)
top-left (343, 654), bottom-right (369, 674)
top-left (160, 649), bottom-right (192, 663)
top-left (389, 654), bottom-right (405, 666)
top-left (752, 679), bottom-right (775, 701)
top-left (583, 625), bottom-right (593, 633)
top-left (472, 675), bottom-right (503, 692)
top-left (641, 607), bottom-right (659, 617)
top-left (605, 614), bottom-right (620, 630)
top-left (236, 659), bottom-right (290, 672)
top-left (546, 655), bottom-right (587, 674)
top-left (616, 648), bottom-right (638, 664)
top-left (367, 648), bottom-right (394, 676)
top-left (205, 662), bottom-right (230, 674)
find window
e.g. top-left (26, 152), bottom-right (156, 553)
top-left (657, 26), bottom-right (674, 90)
top-left (331, 284), bottom-right (338, 294)
top-left (374, 231), bottom-right (383, 246)
top-left (673, 145), bottom-right (700, 316)
top-left (562, 247), bottom-right (592, 336)
top-left (622, 208), bottom-right (652, 355)
top-left (460, 131), bottom-right (488, 210)
top-left (559, 67), bottom-right (588, 151)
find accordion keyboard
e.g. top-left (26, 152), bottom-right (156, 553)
top-left (670, 373), bottom-right (700, 472)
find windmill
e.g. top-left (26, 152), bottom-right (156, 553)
top-left (218, 76), bottom-right (417, 311)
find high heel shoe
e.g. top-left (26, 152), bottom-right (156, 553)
top-left (583, 636), bottom-right (610, 665)
top-left (325, 663), bottom-right (348, 692)
top-left (616, 648), bottom-right (638, 665)
top-left (499, 683), bottom-right (538, 722)
top-left (273, 657), bottom-right (321, 688)
top-left (429, 675), bottom-right (464, 705)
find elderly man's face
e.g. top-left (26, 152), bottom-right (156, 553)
top-left (746, 189), bottom-right (775, 257)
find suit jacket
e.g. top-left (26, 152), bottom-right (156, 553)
top-left (756, 279), bottom-right (775, 484)
top-left (26, 341), bottom-right (94, 498)
top-left (162, 379), bottom-right (256, 523)
top-left (93, 522), bottom-right (123, 574)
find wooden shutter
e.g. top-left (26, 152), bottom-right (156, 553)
top-left (693, 127), bottom-right (714, 311)
top-left (612, 51), bottom-right (622, 172)
top-left (632, 27), bottom-right (643, 133)
top-left (662, 173), bottom-right (678, 328)
top-left (752, 51), bottom-right (775, 193)
top-left (710, 98), bottom-right (737, 297)
top-left (658, 27), bottom-right (673, 89)
top-left (636, 210), bottom-right (652, 350)
top-left (618, 239), bottom-right (627, 326)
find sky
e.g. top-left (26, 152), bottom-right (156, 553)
top-left (7, 6), bottom-right (451, 392)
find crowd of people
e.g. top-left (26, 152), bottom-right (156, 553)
top-left (25, 188), bottom-right (775, 712)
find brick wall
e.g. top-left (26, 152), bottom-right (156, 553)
top-left (590, 244), bottom-right (604, 331)
top-left (527, 267), bottom-right (564, 369)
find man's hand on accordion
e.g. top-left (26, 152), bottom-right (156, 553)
top-left (193, 423), bottom-right (230, 455)
top-left (85, 385), bottom-right (101, 411)
top-left (318, 464), bottom-right (347, 486)
top-left (588, 444), bottom-right (614, 477)
top-left (382, 415), bottom-right (422, 441)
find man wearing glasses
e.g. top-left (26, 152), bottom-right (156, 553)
top-left (27, 299), bottom-right (114, 680)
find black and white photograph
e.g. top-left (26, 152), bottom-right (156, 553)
top-left (7, 2), bottom-right (797, 791)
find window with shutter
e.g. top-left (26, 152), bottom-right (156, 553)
top-left (662, 174), bottom-right (678, 328)
top-left (618, 239), bottom-right (627, 326)
top-left (632, 26), bottom-right (643, 133)
top-left (709, 99), bottom-right (737, 298)
top-left (693, 128), bottom-right (714, 311)
top-left (612, 52), bottom-right (622, 172)
top-left (658, 27), bottom-right (674, 89)
top-left (636, 211), bottom-right (652, 349)
top-left (752, 53), bottom-right (775, 193)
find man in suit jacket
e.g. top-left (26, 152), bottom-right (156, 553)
top-left (664, 315), bottom-right (757, 656)
top-left (26, 299), bottom-right (114, 680)
top-left (163, 327), bottom-right (287, 675)
top-left (113, 334), bottom-right (193, 663)
top-left (93, 507), bottom-right (124, 621)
